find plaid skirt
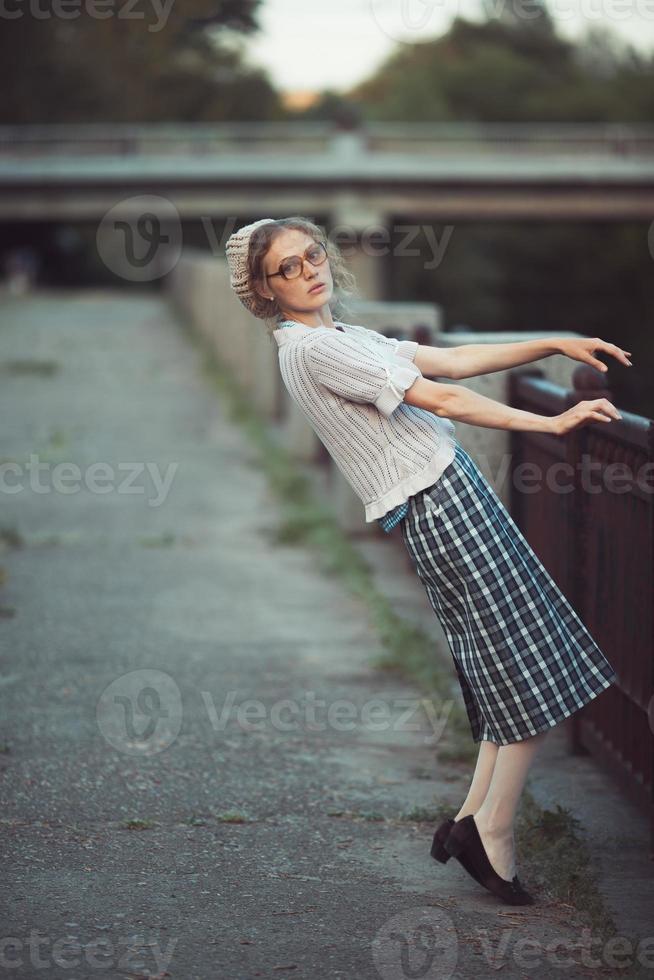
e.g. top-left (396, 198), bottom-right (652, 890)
top-left (400, 442), bottom-right (618, 745)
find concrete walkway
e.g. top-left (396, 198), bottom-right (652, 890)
top-left (0, 289), bottom-right (651, 980)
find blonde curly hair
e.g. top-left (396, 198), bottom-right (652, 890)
top-left (246, 216), bottom-right (359, 340)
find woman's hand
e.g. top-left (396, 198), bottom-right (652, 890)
top-left (549, 398), bottom-right (622, 436)
top-left (557, 337), bottom-right (632, 373)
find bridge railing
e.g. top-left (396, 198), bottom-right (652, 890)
top-left (508, 366), bottom-right (654, 849)
top-left (0, 122), bottom-right (652, 157)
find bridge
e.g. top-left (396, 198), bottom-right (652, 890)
top-left (1, 121), bottom-right (652, 297)
top-left (1, 121), bottom-right (652, 222)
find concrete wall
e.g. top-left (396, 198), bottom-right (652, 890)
top-left (165, 249), bottom-right (584, 535)
top-left (340, 298), bottom-right (441, 341)
top-left (167, 250), bottom-right (279, 420)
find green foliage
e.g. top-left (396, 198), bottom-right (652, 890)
top-left (122, 818), bottom-right (157, 830)
top-left (0, 0), bottom-right (285, 123)
top-left (517, 792), bottom-right (617, 936)
top-left (349, 8), bottom-right (654, 122)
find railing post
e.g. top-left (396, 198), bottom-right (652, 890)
top-left (648, 420), bottom-right (654, 853)
top-left (565, 365), bottom-right (614, 754)
top-left (507, 367), bottom-right (544, 532)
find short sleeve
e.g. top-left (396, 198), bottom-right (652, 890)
top-left (345, 323), bottom-right (420, 365)
top-left (304, 330), bottom-right (422, 418)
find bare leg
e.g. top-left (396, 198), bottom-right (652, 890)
top-left (470, 730), bottom-right (550, 880)
top-left (453, 739), bottom-right (499, 820)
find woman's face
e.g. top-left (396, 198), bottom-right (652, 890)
top-left (255, 229), bottom-right (334, 323)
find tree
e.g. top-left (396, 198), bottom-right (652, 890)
top-left (0, 0), bottom-right (285, 123)
top-left (348, 7), bottom-right (654, 122)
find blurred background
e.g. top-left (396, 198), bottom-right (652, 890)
top-left (0, 0), bottom-right (653, 415)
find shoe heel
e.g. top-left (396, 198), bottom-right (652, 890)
top-left (430, 837), bottom-right (450, 864)
top-left (443, 829), bottom-right (467, 858)
top-left (430, 818), bottom-right (455, 864)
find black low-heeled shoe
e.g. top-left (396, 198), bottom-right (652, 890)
top-left (430, 816), bottom-right (483, 886)
top-left (430, 817), bottom-right (455, 863)
top-left (443, 814), bottom-right (535, 906)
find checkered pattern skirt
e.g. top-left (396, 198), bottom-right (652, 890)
top-left (400, 442), bottom-right (618, 745)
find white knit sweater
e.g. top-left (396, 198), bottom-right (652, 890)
top-left (273, 319), bottom-right (457, 522)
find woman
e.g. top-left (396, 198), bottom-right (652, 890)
top-left (225, 216), bottom-right (629, 906)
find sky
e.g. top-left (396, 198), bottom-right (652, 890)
top-left (239, 0), bottom-right (654, 93)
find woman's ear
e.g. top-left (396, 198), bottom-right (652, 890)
top-left (253, 278), bottom-right (274, 302)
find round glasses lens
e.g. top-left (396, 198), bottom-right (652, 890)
top-left (307, 244), bottom-right (327, 264)
top-left (280, 243), bottom-right (327, 279)
top-left (281, 257), bottom-right (302, 279)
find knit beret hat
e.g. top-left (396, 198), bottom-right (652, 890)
top-left (225, 218), bottom-right (279, 319)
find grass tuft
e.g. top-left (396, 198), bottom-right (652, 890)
top-left (123, 819), bottom-right (157, 831)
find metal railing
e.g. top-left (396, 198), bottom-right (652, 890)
top-left (0, 122), bottom-right (652, 158)
top-left (509, 365), bottom-right (654, 849)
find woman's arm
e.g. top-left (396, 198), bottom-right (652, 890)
top-left (414, 338), bottom-right (559, 381)
top-left (415, 335), bottom-right (631, 381)
top-left (403, 376), bottom-right (622, 434)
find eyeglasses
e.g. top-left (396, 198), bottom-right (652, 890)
top-left (266, 241), bottom-right (328, 281)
